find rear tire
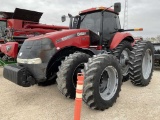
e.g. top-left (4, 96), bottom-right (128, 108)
top-left (83, 54), bottom-right (122, 110)
top-left (56, 52), bottom-right (90, 99)
top-left (129, 41), bottom-right (154, 86)
top-left (113, 41), bottom-right (132, 82)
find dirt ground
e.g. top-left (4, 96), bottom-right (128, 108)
top-left (0, 67), bottom-right (160, 120)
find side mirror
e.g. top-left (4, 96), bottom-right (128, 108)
top-left (61, 15), bottom-right (66, 22)
top-left (68, 13), bottom-right (73, 18)
top-left (114, 2), bottom-right (121, 13)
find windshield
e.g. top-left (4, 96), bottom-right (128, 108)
top-left (79, 12), bottom-right (102, 34)
top-left (0, 20), bottom-right (7, 37)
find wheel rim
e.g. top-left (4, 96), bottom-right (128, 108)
top-left (142, 49), bottom-right (153, 79)
top-left (72, 63), bottom-right (84, 88)
top-left (119, 48), bottom-right (130, 76)
top-left (99, 66), bottom-right (119, 101)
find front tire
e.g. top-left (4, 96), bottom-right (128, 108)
top-left (56, 52), bottom-right (90, 99)
top-left (83, 54), bottom-right (122, 110)
top-left (129, 41), bottom-right (154, 86)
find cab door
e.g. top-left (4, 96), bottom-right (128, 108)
top-left (102, 12), bottom-right (121, 41)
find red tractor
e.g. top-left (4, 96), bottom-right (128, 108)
top-left (3, 3), bottom-right (154, 110)
top-left (0, 8), bottom-right (68, 64)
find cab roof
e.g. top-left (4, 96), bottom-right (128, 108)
top-left (79, 7), bottom-right (119, 15)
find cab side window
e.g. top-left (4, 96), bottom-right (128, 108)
top-left (103, 12), bottom-right (120, 41)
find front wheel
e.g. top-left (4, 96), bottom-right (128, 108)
top-left (83, 54), bottom-right (122, 110)
top-left (56, 52), bottom-right (90, 99)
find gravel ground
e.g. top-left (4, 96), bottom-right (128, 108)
top-left (0, 67), bottom-right (160, 120)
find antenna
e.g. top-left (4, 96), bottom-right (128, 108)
top-left (123, 0), bottom-right (128, 29)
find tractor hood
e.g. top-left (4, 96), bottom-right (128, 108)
top-left (18, 29), bottom-right (90, 61)
top-left (27, 29), bottom-right (89, 40)
top-left (26, 29), bottom-right (90, 48)
top-left (17, 29), bottom-right (90, 81)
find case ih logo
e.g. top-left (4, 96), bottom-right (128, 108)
top-left (6, 45), bottom-right (11, 52)
top-left (77, 32), bottom-right (86, 36)
top-left (56, 34), bottom-right (76, 43)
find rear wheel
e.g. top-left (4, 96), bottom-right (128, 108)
top-left (56, 52), bottom-right (90, 99)
top-left (129, 41), bottom-right (154, 86)
top-left (113, 41), bottom-right (132, 82)
top-left (83, 54), bottom-right (122, 110)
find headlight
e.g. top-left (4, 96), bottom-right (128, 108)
top-left (17, 58), bottom-right (42, 64)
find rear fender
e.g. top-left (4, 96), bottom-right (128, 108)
top-left (110, 32), bottom-right (134, 49)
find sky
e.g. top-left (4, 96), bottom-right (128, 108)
top-left (0, 0), bottom-right (160, 38)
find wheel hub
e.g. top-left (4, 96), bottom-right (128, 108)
top-left (120, 49), bottom-right (130, 76)
top-left (142, 49), bottom-right (152, 79)
top-left (99, 72), bottom-right (109, 93)
top-left (99, 66), bottom-right (118, 101)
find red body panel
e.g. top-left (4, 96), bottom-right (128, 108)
top-left (53, 30), bottom-right (90, 49)
top-left (7, 19), bottom-right (23, 29)
top-left (27, 29), bottom-right (90, 49)
top-left (1, 42), bottom-right (18, 58)
top-left (110, 32), bottom-right (134, 49)
top-left (6, 19), bottom-right (69, 36)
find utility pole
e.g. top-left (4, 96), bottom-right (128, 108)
top-left (123, 0), bottom-right (128, 29)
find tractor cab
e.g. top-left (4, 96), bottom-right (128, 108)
top-left (62, 3), bottom-right (121, 46)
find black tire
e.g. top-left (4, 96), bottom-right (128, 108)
top-left (129, 41), bottom-right (154, 86)
top-left (83, 54), bottom-right (122, 110)
top-left (56, 52), bottom-right (90, 99)
top-left (113, 41), bottom-right (132, 82)
top-left (38, 50), bottom-right (75, 86)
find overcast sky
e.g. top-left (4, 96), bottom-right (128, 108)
top-left (1, 0), bottom-right (160, 38)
